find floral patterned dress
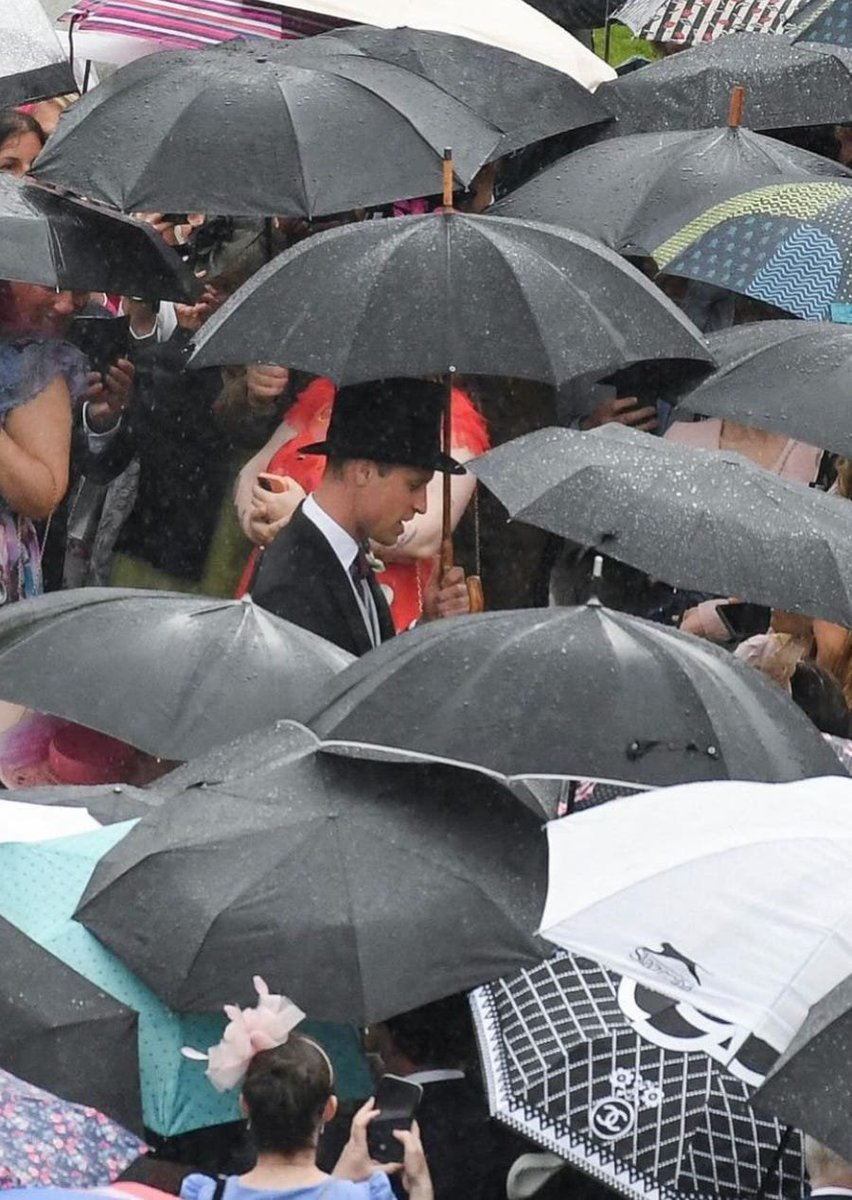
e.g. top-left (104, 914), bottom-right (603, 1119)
top-left (0, 337), bottom-right (86, 607)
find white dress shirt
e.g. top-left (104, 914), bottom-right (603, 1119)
top-left (302, 494), bottom-right (380, 647)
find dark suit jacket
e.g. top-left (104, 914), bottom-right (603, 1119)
top-left (251, 507), bottom-right (396, 656)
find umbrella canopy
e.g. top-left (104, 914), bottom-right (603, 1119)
top-left (490, 126), bottom-right (851, 257)
top-left (0, 589), bottom-right (352, 761)
top-left (0, 820), bottom-right (371, 1135)
top-left (74, 721), bottom-right (548, 1022)
top-left (189, 211), bottom-right (711, 386)
top-left (655, 179), bottom-right (852, 320)
top-left (308, 606), bottom-right (842, 787)
top-left (673, 321), bottom-right (852, 457)
top-left (0, 915), bottom-right (141, 1133)
top-left (0, 1068), bottom-right (144, 1187)
top-left (0, 0), bottom-right (76, 105)
top-left (524, 0), bottom-right (613, 27)
top-left (468, 423), bottom-right (852, 626)
top-left (595, 34), bottom-right (852, 133)
top-left (753, 972), bottom-right (852, 1161)
top-left (472, 951), bottom-right (805, 1200)
top-left (790, 0), bottom-right (852, 45)
top-left (0, 174), bottom-right (200, 303)
top-left (284, 25), bottom-right (612, 157)
top-left (259, 0), bottom-right (616, 87)
top-left (539, 776), bottom-right (852, 1052)
top-left (33, 37), bottom-right (507, 216)
top-left (614, 0), bottom-right (805, 46)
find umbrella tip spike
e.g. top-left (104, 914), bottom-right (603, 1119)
top-left (588, 555), bottom-right (604, 607)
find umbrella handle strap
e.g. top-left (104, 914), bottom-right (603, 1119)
top-left (754, 1125), bottom-right (794, 1200)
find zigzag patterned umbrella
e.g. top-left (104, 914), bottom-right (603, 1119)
top-left (615, 0), bottom-right (804, 46)
top-left (655, 179), bottom-right (852, 320)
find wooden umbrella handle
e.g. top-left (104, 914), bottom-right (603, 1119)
top-left (728, 85), bottom-right (745, 129)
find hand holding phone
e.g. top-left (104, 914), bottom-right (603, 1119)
top-left (366, 1074), bottom-right (423, 1164)
top-left (716, 602), bottom-right (771, 642)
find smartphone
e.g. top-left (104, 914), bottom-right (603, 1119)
top-left (716, 602), bottom-right (771, 641)
top-left (66, 315), bottom-right (130, 378)
top-left (367, 1074), bottom-right (423, 1164)
top-left (257, 473), bottom-right (289, 494)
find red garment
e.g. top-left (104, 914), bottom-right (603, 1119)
top-left (238, 379), bottom-right (490, 632)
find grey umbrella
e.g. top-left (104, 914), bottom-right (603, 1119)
top-left (753, 973), bottom-right (852, 1161)
top-left (468, 423), bottom-right (852, 626)
top-left (0, 589), bottom-right (352, 761)
top-left (673, 321), bottom-right (852, 459)
top-left (0, 0), bottom-right (75, 106)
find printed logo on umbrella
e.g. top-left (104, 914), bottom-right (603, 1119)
top-left (631, 942), bottom-right (703, 992)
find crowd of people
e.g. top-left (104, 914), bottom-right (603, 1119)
top-left (1, 10), bottom-right (852, 1200)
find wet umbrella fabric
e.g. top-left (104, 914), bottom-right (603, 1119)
top-left (0, 174), bottom-right (200, 303)
top-left (0, 820), bottom-right (371, 1135)
top-left (791, 0), bottom-right (852, 45)
top-left (490, 127), bottom-right (851, 257)
top-left (655, 180), bottom-right (852, 320)
top-left (285, 25), bottom-right (612, 157)
top-left (753, 972), bottom-right (852, 1160)
top-left (614, 0), bottom-right (804, 46)
top-left (0, 589), bottom-right (352, 761)
top-left (0, 1068), bottom-right (144, 1187)
top-left (0, 0), bottom-right (76, 106)
top-left (74, 722), bottom-right (548, 1022)
top-left (539, 776), bottom-right (852, 1052)
top-left (468, 424), bottom-right (852, 626)
top-left (33, 36), bottom-right (504, 216)
top-left (471, 951), bottom-right (805, 1200)
top-left (594, 34), bottom-right (852, 134)
top-left (672, 321), bottom-right (852, 458)
top-left (308, 606), bottom-right (842, 788)
top-left (189, 211), bottom-right (711, 385)
top-left (0, 916), bottom-right (141, 1133)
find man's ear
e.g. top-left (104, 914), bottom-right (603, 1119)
top-left (353, 459), bottom-right (376, 486)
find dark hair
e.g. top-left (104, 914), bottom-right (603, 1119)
top-left (241, 1036), bottom-right (333, 1155)
top-left (383, 995), bottom-right (476, 1070)
top-left (791, 661), bottom-right (851, 737)
top-left (0, 109), bottom-right (45, 150)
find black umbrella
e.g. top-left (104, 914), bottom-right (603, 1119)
top-left (491, 124), bottom-right (852, 257)
top-left (0, 0), bottom-right (76, 106)
top-left (0, 589), bottom-right (352, 761)
top-left (472, 950), bottom-right (805, 1200)
top-left (468, 424), bottom-right (852, 626)
top-left (594, 34), bottom-right (852, 134)
top-left (309, 605), bottom-right (842, 788)
top-left (0, 174), bottom-right (200, 302)
top-left (753, 972), bottom-right (852, 1161)
top-left (74, 721), bottom-right (548, 1022)
top-left (189, 210), bottom-right (711, 384)
top-left (0, 915), bottom-right (141, 1133)
top-left (672, 321), bottom-right (852, 459)
top-left (524, 0), bottom-right (613, 28)
top-left (33, 36), bottom-right (507, 216)
top-left (287, 25), bottom-right (612, 156)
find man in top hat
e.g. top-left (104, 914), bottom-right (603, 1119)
top-left (250, 377), bottom-right (471, 656)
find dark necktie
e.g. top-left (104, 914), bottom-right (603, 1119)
top-left (349, 545), bottom-right (372, 586)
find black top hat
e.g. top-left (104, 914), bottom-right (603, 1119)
top-left (301, 378), bottom-right (465, 476)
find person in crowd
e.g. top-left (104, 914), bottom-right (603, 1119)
top-left (250, 378), bottom-right (470, 654)
top-left (804, 1136), bottom-right (852, 1200)
top-left (0, 108), bottom-right (45, 176)
top-left (233, 369), bottom-right (489, 631)
top-left (790, 661), bottom-right (851, 737)
top-left (181, 1035), bottom-right (433, 1200)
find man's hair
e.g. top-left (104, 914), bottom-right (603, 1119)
top-left (804, 1136), bottom-right (852, 1186)
top-left (325, 457), bottom-right (398, 479)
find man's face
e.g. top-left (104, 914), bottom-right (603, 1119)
top-left (1, 282), bottom-right (89, 336)
top-left (357, 464), bottom-right (433, 546)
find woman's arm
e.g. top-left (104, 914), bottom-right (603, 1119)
top-left (379, 447), bottom-right (477, 563)
top-left (0, 375), bottom-right (71, 519)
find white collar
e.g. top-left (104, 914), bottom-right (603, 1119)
top-left (404, 1069), bottom-right (465, 1085)
top-left (302, 494), bottom-right (359, 574)
top-left (811, 1190), bottom-right (852, 1196)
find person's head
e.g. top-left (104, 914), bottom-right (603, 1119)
top-left (0, 280), bottom-right (88, 336)
top-left (0, 109), bottom-right (45, 177)
top-left (790, 661), bottom-right (851, 737)
top-left (804, 1136), bottom-right (852, 1190)
top-left (240, 1035), bottom-right (336, 1157)
top-left (370, 994), bottom-right (476, 1075)
top-left (305, 378), bottom-right (465, 545)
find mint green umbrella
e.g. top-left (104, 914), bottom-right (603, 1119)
top-left (0, 822), bottom-right (371, 1136)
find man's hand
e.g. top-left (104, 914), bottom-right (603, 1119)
top-left (174, 283), bottom-right (225, 332)
top-left (246, 363), bottom-right (289, 408)
top-left (422, 563), bottom-right (470, 621)
top-left (83, 358), bottom-right (135, 433)
top-left (247, 475), bottom-right (305, 546)
top-left (581, 394), bottom-right (658, 433)
top-left (133, 211), bottom-right (205, 246)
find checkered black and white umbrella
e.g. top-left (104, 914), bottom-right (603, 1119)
top-left (471, 951), bottom-right (805, 1200)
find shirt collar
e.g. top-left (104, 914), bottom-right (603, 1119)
top-left (811, 1190), bottom-right (852, 1196)
top-left (302, 494), bottom-right (359, 573)
top-left (403, 1069), bottom-right (465, 1085)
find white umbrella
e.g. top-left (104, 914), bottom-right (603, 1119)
top-left (2, 0), bottom-right (76, 104)
top-left (539, 776), bottom-right (852, 1054)
top-left (261, 0), bottom-right (615, 88)
top-left (0, 796), bottom-right (100, 841)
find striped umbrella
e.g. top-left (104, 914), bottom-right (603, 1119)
top-left (615, 0), bottom-right (805, 44)
top-left (62, 0), bottom-right (342, 54)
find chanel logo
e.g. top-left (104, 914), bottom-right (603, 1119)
top-left (590, 1096), bottom-right (636, 1140)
